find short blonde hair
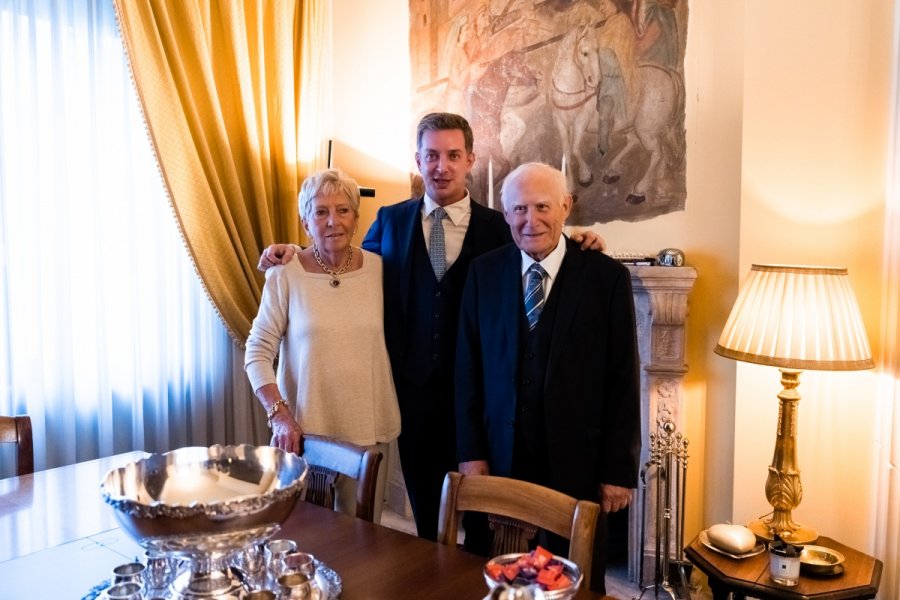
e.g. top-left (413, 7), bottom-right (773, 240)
top-left (298, 169), bottom-right (361, 223)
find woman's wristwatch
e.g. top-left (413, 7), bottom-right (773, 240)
top-left (266, 397), bottom-right (288, 428)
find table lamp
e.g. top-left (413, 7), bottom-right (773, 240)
top-left (715, 264), bottom-right (874, 544)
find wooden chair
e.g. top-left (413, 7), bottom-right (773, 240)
top-left (0, 415), bottom-right (34, 476)
top-left (300, 434), bottom-right (383, 522)
top-left (437, 471), bottom-right (600, 584)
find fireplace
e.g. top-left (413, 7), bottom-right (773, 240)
top-left (627, 265), bottom-right (698, 581)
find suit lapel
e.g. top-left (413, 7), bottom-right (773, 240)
top-left (398, 199), bottom-right (423, 317)
top-left (545, 238), bottom-right (584, 379)
top-left (500, 245), bottom-right (522, 369)
top-left (458, 200), bottom-right (490, 264)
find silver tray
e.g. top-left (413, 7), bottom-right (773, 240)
top-left (310, 558), bottom-right (343, 599)
top-left (81, 556), bottom-right (342, 599)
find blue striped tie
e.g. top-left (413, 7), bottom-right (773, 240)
top-left (524, 264), bottom-right (546, 331)
top-left (429, 207), bottom-right (447, 280)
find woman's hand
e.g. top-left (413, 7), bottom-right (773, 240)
top-left (270, 412), bottom-right (304, 455)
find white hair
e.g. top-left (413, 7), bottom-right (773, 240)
top-left (499, 162), bottom-right (568, 211)
top-left (298, 169), bottom-right (361, 223)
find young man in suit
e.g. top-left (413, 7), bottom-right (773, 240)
top-left (455, 162), bottom-right (641, 593)
top-left (359, 112), bottom-right (511, 540)
top-left (258, 114), bottom-right (603, 541)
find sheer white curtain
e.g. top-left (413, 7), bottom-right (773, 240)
top-left (0, 0), bottom-right (264, 476)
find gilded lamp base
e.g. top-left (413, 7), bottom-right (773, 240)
top-left (748, 518), bottom-right (818, 545)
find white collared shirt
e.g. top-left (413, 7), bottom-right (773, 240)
top-left (519, 234), bottom-right (567, 300)
top-left (422, 193), bottom-right (471, 270)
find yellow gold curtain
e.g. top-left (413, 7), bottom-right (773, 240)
top-left (113, 0), bottom-right (326, 344)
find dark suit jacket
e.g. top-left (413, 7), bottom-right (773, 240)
top-left (361, 198), bottom-right (512, 379)
top-left (455, 237), bottom-right (641, 500)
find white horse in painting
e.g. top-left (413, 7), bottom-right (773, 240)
top-left (600, 62), bottom-right (682, 204)
top-left (592, 38), bottom-right (684, 204)
top-left (552, 25), bottom-right (683, 204)
top-left (549, 26), bottom-right (601, 189)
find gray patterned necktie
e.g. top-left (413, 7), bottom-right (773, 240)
top-left (524, 264), bottom-right (546, 331)
top-left (429, 207), bottom-right (447, 280)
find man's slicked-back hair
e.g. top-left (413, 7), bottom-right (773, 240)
top-left (416, 112), bottom-right (474, 153)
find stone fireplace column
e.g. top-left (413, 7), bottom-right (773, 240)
top-left (626, 265), bottom-right (697, 582)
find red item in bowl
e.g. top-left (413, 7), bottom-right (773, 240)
top-left (488, 546), bottom-right (570, 591)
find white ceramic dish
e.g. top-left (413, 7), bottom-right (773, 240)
top-left (699, 529), bottom-right (765, 560)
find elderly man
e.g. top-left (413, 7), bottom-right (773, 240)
top-left (455, 162), bottom-right (641, 593)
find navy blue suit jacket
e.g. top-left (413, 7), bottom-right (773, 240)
top-left (455, 237), bottom-right (641, 500)
top-left (361, 198), bottom-right (512, 379)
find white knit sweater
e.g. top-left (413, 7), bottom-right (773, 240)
top-left (245, 249), bottom-right (400, 446)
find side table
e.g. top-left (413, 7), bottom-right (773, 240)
top-left (684, 535), bottom-right (881, 600)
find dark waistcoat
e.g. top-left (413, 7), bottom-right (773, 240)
top-left (512, 273), bottom-right (563, 484)
top-left (402, 223), bottom-right (471, 384)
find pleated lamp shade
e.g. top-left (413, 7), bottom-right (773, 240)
top-left (715, 264), bottom-right (874, 371)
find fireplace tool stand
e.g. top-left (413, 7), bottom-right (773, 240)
top-left (634, 420), bottom-right (691, 600)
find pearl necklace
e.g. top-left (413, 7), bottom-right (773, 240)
top-left (313, 245), bottom-right (354, 288)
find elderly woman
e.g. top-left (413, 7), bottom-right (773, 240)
top-left (245, 169), bottom-right (400, 522)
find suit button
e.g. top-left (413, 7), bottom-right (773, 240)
top-left (507, 420), bottom-right (515, 428)
top-left (433, 333), bottom-right (440, 339)
top-left (433, 353), bottom-right (439, 360)
top-left (435, 291), bottom-right (442, 297)
top-left (433, 313), bottom-right (440, 318)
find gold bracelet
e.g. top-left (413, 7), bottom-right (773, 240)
top-left (266, 397), bottom-right (288, 428)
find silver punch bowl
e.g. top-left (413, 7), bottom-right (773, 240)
top-left (101, 445), bottom-right (308, 599)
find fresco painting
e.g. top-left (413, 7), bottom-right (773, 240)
top-left (409, 0), bottom-right (688, 225)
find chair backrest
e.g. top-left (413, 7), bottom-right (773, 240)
top-left (437, 471), bottom-right (600, 584)
top-left (0, 416), bottom-right (34, 476)
top-left (300, 434), bottom-right (383, 522)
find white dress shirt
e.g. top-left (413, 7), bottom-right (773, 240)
top-left (519, 234), bottom-right (567, 300)
top-left (422, 193), bottom-right (471, 270)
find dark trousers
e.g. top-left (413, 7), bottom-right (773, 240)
top-left (395, 373), bottom-right (457, 541)
top-left (507, 438), bottom-right (610, 595)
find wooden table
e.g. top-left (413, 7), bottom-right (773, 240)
top-left (685, 535), bottom-right (882, 600)
top-left (0, 452), bottom-right (600, 599)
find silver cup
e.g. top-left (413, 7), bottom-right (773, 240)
top-left (277, 572), bottom-right (312, 599)
top-left (106, 581), bottom-right (143, 600)
top-left (144, 550), bottom-right (175, 590)
top-left (242, 591), bottom-right (277, 599)
top-left (282, 551), bottom-right (316, 579)
top-left (234, 542), bottom-right (267, 575)
top-left (112, 561), bottom-right (146, 586)
top-left (264, 539), bottom-right (298, 579)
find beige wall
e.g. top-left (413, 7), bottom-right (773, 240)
top-left (329, 0), bottom-right (892, 552)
